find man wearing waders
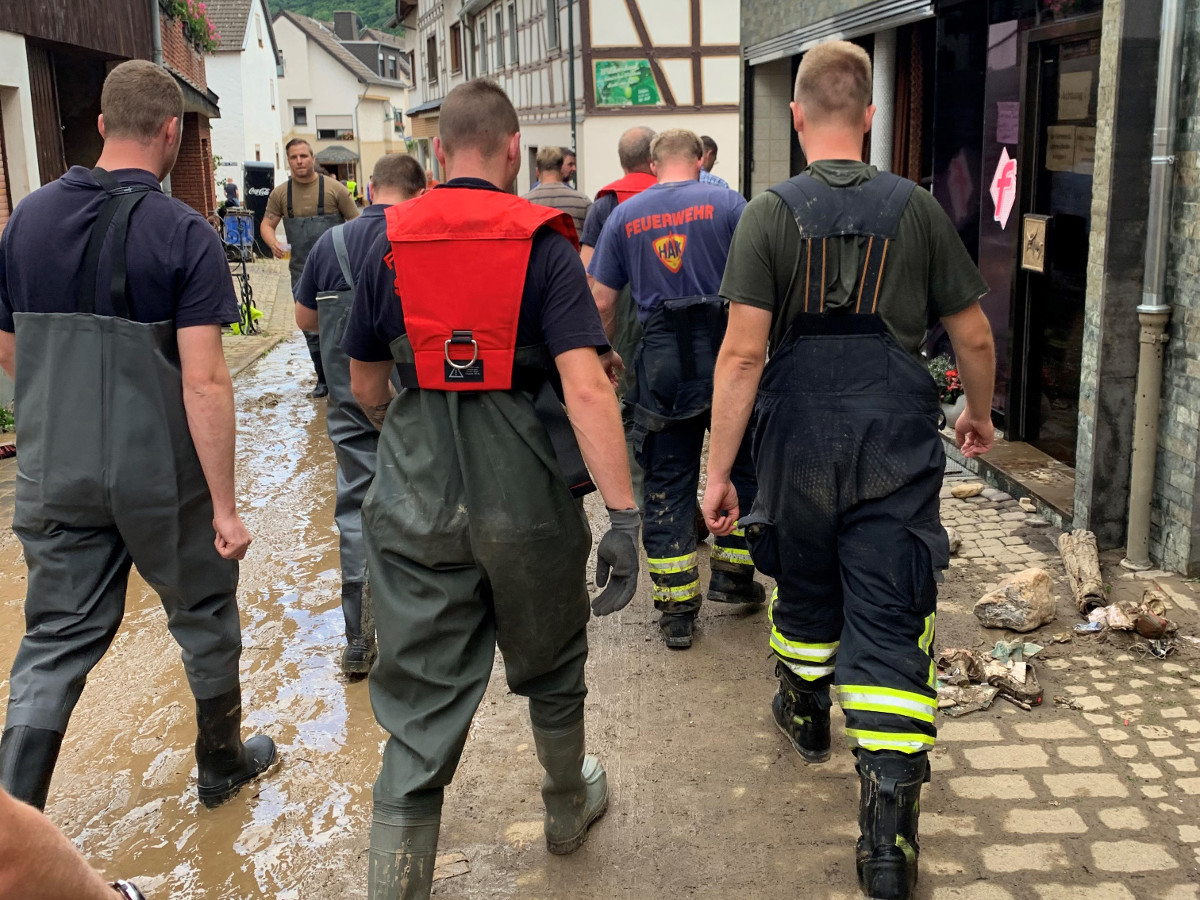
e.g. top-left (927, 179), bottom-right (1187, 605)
top-left (293, 153), bottom-right (426, 675)
top-left (0, 61), bottom-right (277, 812)
top-left (345, 80), bottom-right (640, 900)
top-left (703, 42), bottom-right (996, 899)
top-left (590, 129), bottom-right (761, 651)
top-left (261, 138), bottom-right (359, 399)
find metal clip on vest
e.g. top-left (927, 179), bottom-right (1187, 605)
top-left (445, 330), bottom-right (479, 369)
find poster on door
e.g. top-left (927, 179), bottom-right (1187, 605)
top-left (989, 147), bottom-right (1017, 230)
top-left (1046, 126), bottom-right (1076, 172)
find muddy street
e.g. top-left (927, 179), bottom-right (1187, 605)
top-left (2, 332), bottom-right (1200, 899)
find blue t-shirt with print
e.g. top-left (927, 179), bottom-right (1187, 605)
top-left (588, 179), bottom-right (747, 323)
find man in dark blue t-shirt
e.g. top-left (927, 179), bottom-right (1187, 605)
top-left (0, 60), bottom-right (274, 813)
top-left (293, 152), bottom-right (425, 676)
top-left (589, 129), bottom-right (760, 650)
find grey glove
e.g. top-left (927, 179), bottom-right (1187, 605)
top-left (592, 507), bottom-right (641, 616)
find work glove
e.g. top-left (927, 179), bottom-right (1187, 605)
top-left (592, 507), bottom-right (641, 616)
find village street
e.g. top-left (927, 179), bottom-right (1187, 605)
top-left (0, 264), bottom-right (1198, 899)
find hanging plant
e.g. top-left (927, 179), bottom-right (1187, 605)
top-left (167, 0), bottom-right (221, 52)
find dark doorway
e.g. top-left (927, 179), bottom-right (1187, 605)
top-left (1010, 18), bottom-right (1101, 466)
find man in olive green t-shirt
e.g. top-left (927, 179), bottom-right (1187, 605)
top-left (700, 41), bottom-right (995, 900)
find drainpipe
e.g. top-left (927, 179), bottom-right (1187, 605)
top-left (353, 86), bottom-right (367, 186)
top-left (567, 0), bottom-right (577, 174)
top-left (151, 0), bottom-right (163, 65)
top-left (1122, 0), bottom-right (1187, 570)
top-left (869, 28), bottom-right (896, 172)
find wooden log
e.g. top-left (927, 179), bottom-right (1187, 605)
top-left (1057, 529), bottom-right (1106, 613)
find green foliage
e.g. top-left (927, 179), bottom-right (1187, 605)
top-left (927, 354), bottom-right (964, 405)
top-left (270, 0), bottom-right (400, 32)
top-left (0, 403), bottom-right (13, 433)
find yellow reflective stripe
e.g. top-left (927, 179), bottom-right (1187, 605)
top-left (918, 612), bottom-right (936, 687)
top-left (731, 526), bottom-right (746, 538)
top-left (652, 579), bottom-right (700, 602)
top-left (711, 545), bottom-right (753, 564)
top-left (836, 685), bottom-right (936, 709)
top-left (839, 696), bottom-right (935, 724)
top-left (779, 657), bottom-right (836, 681)
top-left (845, 729), bottom-right (935, 754)
top-left (770, 629), bottom-right (839, 663)
top-left (647, 552), bottom-right (698, 575)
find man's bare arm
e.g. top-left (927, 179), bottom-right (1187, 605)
top-left (591, 281), bottom-right (621, 341)
top-left (555, 346), bottom-right (635, 510)
top-left (294, 302), bottom-right (319, 333)
top-left (703, 303), bottom-right (771, 535)
top-left (0, 787), bottom-right (117, 900)
top-left (941, 303), bottom-right (996, 457)
top-left (350, 359), bottom-right (394, 430)
top-left (0, 330), bottom-right (13, 379)
top-left (178, 325), bottom-right (252, 559)
top-left (260, 213), bottom-right (285, 259)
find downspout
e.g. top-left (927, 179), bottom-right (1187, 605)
top-left (1122, 0), bottom-right (1187, 570)
top-left (567, 0), bottom-right (577, 176)
top-left (152, 0), bottom-right (163, 64)
top-left (354, 86), bottom-right (368, 186)
top-left (869, 28), bottom-right (896, 172)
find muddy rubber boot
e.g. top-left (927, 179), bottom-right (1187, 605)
top-left (341, 581), bottom-right (377, 676)
top-left (304, 331), bottom-right (328, 398)
top-left (706, 568), bottom-right (766, 605)
top-left (195, 688), bottom-right (278, 809)
top-left (368, 807), bottom-right (440, 900)
top-left (772, 662), bottom-right (832, 763)
top-left (658, 611), bottom-right (696, 649)
top-left (0, 725), bottom-right (63, 811)
top-left (532, 720), bottom-right (608, 855)
top-left (855, 750), bottom-right (928, 900)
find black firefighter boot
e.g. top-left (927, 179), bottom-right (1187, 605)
top-left (195, 688), bottom-right (278, 809)
top-left (532, 719), bottom-right (609, 855)
top-left (0, 725), bottom-right (64, 811)
top-left (855, 749), bottom-right (929, 900)
top-left (658, 611), bottom-right (697, 649)
top-left (772, 662), bottom-right (832, 763)
top-left (707, 566), bottom-right (766, 605)
top-left (304, 331), bottom-right (328, 399)
top-left (341, 581), bottom-right (378, 676)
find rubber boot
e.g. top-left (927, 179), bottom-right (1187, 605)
top-left (304, 331), bottom-right (328, 398)
top-left (0, 725), bottom-right (63, 811)
top-left (341, 581), bottom-right (377, 676)
top-left (368, 800), bottom-right (440, 900)
top-left (658, 611), bottom-right (696, 649)
top-left (532, 720), bottom-right (608, 855)
top-left (771, 662), bottom-right (832, 763)
top-left (707, 567), bottom-right (766, 605)
top-left (195, 688), bottom-right (278, 808)
top-left (855, 750), bottom-right (928, 900)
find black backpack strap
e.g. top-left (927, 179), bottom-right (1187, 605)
top-left (331, 224), bottom-right (354, 290)
top-left (78, 169), bottom-right (152, 317)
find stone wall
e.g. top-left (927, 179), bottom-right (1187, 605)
top-left (1151, 0), bottom-right (1200, 573)
top-left (747, 58), bottom-right (793, 195)
top-left (742, 0), bottom-right (877, 53)
top-left (172, 112), bottom-right (216, 216)
top-left (161, 11), bottom-right (208, 93)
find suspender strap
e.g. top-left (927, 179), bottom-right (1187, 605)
top-left (78, 169), bottom-right (151, 317)
top-left (331, 224), bottom-right (354, 290)
top-left (107, 191), bottom-right (150, 319)
top-left (856, 236), bottom-right (892, 315)
top-left (286, 177), bottom-right (293, 218)
top-left (288, 175), bottom-right (328, 218)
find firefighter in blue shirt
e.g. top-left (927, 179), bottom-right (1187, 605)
top-left (590, 129), bottom-right (761, 650)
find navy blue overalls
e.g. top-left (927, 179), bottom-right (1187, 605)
top-left (743, 172), bottom-right (950, 756)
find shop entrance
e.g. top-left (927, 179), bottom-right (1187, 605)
top-left (1009, 16), bottom-right (1101, 466)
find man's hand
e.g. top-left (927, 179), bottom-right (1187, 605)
top-left (592, 507), bottom-right (640, 616)
top-left (213, 510), bottom-right (252, 560)
top-left (260, 213), bottom-right (284, 258)
top-left (598, 349), bottom-right (624, 389)
top-left (956, 407), bottom-right (995, 458)
top-left (701, 478), bottom-right (739, 537)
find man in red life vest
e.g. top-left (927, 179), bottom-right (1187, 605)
top-left (345, 80), bottom-right (639, 900)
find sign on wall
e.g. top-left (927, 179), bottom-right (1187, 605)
top-left (594, 60), bottom-right (661, 106)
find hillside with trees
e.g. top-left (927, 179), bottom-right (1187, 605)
top-left (269, 0), bottom-right (400, 32)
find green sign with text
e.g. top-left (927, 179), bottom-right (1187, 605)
top-left (594, 60), bottom-right (661, 106)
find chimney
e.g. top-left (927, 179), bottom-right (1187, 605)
top-left (333, 11), bottom-right (359, 41)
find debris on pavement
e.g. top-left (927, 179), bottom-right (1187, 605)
top-left (973, 568), bottom-right (1056, 632)
top-left (1074, 590), bottom-right (1178, 642)
top-left (937, 683), bottom-right (999, 717)
top-left (1050, 632), bottom-right (1073, 643)
top-left (1019, 497), bottom-right (1037, 512)
top-left (434, 852), bottom-right (471, 882)
top-left (936, 646), bottom-right (1043, 716)
top-left (1058, 530), bottom-right (1106, 612)
top-left (1054, 695), bottom-right (1083, 710)
top-left (951, 482), bottom-right (985, 499)
top-left (947, 527), bottom-right (962, 554)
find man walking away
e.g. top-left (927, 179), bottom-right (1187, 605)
top-left (261, 138), bottom-right (359, 399)
top-left (590, 129), bottom-right (761, 651)
top-left (522, 146), bottom-right (592, 238)
top-left (294, 153), bottom-right (426, 675)
top-left (703, 41), bottom-right (996, 900)
top-left (0, 60), bottom-right (276, 812)
top-left (346, 79), bottom-right (640, 900)
top-left (698, 136), bottom-right (730, 189)
top-left (224, 176), bottom-right (240, 205)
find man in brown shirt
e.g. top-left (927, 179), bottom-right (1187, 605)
top-left (522, 146), bottom-right (591, 238)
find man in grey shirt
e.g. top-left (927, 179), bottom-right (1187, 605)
top-left (523, 146), bottom-right (591, 237)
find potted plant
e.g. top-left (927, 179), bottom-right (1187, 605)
top-left (927, 354), bottom-right (966, 429)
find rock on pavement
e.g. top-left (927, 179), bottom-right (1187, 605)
top-left (973, 567), bottom-right (1057, 632)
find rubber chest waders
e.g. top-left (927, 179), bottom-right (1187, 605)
top-left (285, 174), bottom-right (344, 388)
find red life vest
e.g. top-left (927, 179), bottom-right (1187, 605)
top-left (596, 171), bottom-right (657, 205)
top-left (387, 186), bottom-right (578, 391)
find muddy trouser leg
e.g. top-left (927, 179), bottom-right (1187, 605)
top-left (639, 416), bottom-right (706, 619)
top-left (710, 423), bottom-right (761, 588)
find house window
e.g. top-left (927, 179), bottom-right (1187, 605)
top-left (478, 19), bottom-right (488, 74)
top-left (256, 15), bottom-right (263, 47)
top-left (316, 115), bottom-right (355, 141)
top-left (255, 144), bottom-right (261, 161)
top-left (269, 80), bottom-right (276, 110)
top-left (426, 33), bottom-right (438, 83)
top-left (508, 4), bottom-right (518, 64)
top-left (293, 105), bottom-right (307, 126)
top-left (388, 55), bottom-right (397, 79)
top-left (545, 0), bottom-right (559, 50)
top-left (450, 22), bottom-right (462, 73)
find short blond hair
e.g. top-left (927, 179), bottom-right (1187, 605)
top-left (536, 145), bottom-right (564, 173)
top-left (650, 129), bottom-right (702, 167)
top-left (101, 60), bottom-right (183, 143)
top-left (794, 41), bottom-right (872, 126)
